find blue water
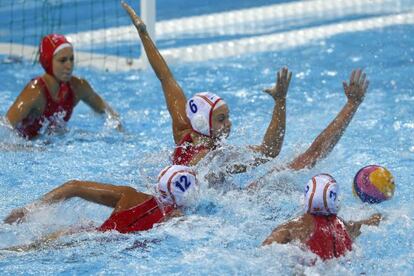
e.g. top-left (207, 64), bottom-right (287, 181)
top-left (0, 0), bottom-right (288, 47)
top-left (1, 1), bottom-right (414, 275)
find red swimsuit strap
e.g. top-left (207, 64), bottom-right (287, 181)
top-left (173, 132), bottom-right (209, 165)
top-left (36, 77), bottom-right (51, 102)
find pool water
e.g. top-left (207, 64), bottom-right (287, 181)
top-left (1, 2), bottom-right (414, 275)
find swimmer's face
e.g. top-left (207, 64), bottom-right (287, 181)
top-left (211, 104), bottom-right (231, 139)
top-left (52, 47), bottom-right (74, 82)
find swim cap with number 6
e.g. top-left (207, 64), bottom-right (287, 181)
top-left (186, 92), bottom-right (225, 137)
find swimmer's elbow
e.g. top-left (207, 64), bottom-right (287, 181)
top-left (63, 179), bottom-right (81, 186)
top-left (262, 238), bottom-right (274, 246)
top-left (118, 186), bottom-right (138, 195)
top-left (261, 143), bottom-right (283, 159)
top-left (265, 148), bottom-right (281, 159)
top-left (62, 180), bottom-right (92, 196)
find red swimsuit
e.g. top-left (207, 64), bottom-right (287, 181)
top-left (98, 197), bottom-right (174, 234)
top-left (306, 215), bottom-right (352, 260)
top-left (172, 132), bottom-right (208, 166)
top-left (16, 77), bottom-right (75, 139)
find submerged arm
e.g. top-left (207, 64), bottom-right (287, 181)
top-left (2, 228), bottom-right (77, 252)
top-left (122, 2), bottom-right (190, 143)
top-left (288, 69), bottom-right (369, 170)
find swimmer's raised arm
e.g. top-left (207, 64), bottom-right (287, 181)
top-left (224, 68), bottom-right (291, 175)
top-left (122, 1), bottom-right (190, 143)
top-left (3, 180), bottom-right (145, 224)
top-left (288, 69), bottom-right (369, 170)
top-left (71, 78), bottom-right (123, 130)
top-left (251, 67), bottom-right (291, 160)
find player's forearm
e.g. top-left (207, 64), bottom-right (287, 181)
top-left (38, 181), bottom-right (79, 205)
top-left (137, 28), bottom-right (174, 82)
top-left (261, 98), bottom-right (286, 158)
top-left (315, 100), bottom-right (360, 148)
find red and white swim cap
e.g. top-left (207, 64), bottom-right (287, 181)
top-left (305, 174), bottom-right (339, 215)
top-left (157, 165), bottom-right (198, 207)
top-left (186, 92), bottom-right (226, 137)
top-left (39, 34), bottom-right (72, 76)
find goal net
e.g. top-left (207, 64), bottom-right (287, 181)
top-left (0, 0), bottom-right (412, 72)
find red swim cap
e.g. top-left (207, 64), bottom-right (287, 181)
top-left (39, 34), bottom-right (72, 76)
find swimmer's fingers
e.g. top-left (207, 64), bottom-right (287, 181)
top-left (280, 67), bottom-right (292, 87)
top-left (287, 71), bottom-right (292, 87)
top-left (349, 69), bottom-right (356, 85)
top-left (370, 213), bottom-right (383, 225)
top-left (344, 69), bottom-right (366, 104)
top-left (263, 67), bottom-right (291, 99)
top-left (354, 69), bottom-right (362, 84)
top-left (360, 72), bottom-right (366, 86)
top-left (279, 67), bottom-right (291, 97)
top-left (122, 1), bottom-right (145, 28)
top-left (360, 72), bottom-right (369, 92)
top-left (3, 207), bottom-right (28, 224)
top-left (280, 67), bottom-right (288, 83)
top-left (280, 67), bottom-right (286, 81)
top-left (275, 68), bottom-right (284, 89)
top-left (363, 79), bottom-right (370, 92)
top-left (342, 81), bottom-right (349, 93)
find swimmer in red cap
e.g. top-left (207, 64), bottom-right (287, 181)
top-left (122, 3), bottom-right (369, 178)
top-left (5, 34), bottom-right (122, 139)
top-left (3, 165), bottom-right (198, 250)
top-left (262, 174), bottom-right (382, 261)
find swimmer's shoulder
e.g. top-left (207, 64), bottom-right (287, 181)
top-left (69, 76), bottom-right (96, 100)
top-left (287, 214), bottom-right (314, 242)
top-left (17, 78), bottom-right (45, 105)
top-left (69, 76), bottom-right (91, 90)
top-left (23, 78), bottom-right (44, 96)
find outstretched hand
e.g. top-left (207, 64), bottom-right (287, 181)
top-left (367, 213), bottom-right (383, 226)
top-left (3, 207), bottom-right (28, 224)
top-left (343, 69), bottom-right (369, 105)
top-left (263, 67), bottom-right (292, 100)
top-left (121, 1), bottom-right (146, 31)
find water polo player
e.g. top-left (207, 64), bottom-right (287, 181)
top-left (5, 34), bottom-right (122, 139)
top-left (123, 2), bottom-right (290, 170)
top-left (4, 165), bottom-right (198, 237)
top-left (123, 3), bottom-right (370, 176)
top-left (262, 174), bottom-right (382, 261)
